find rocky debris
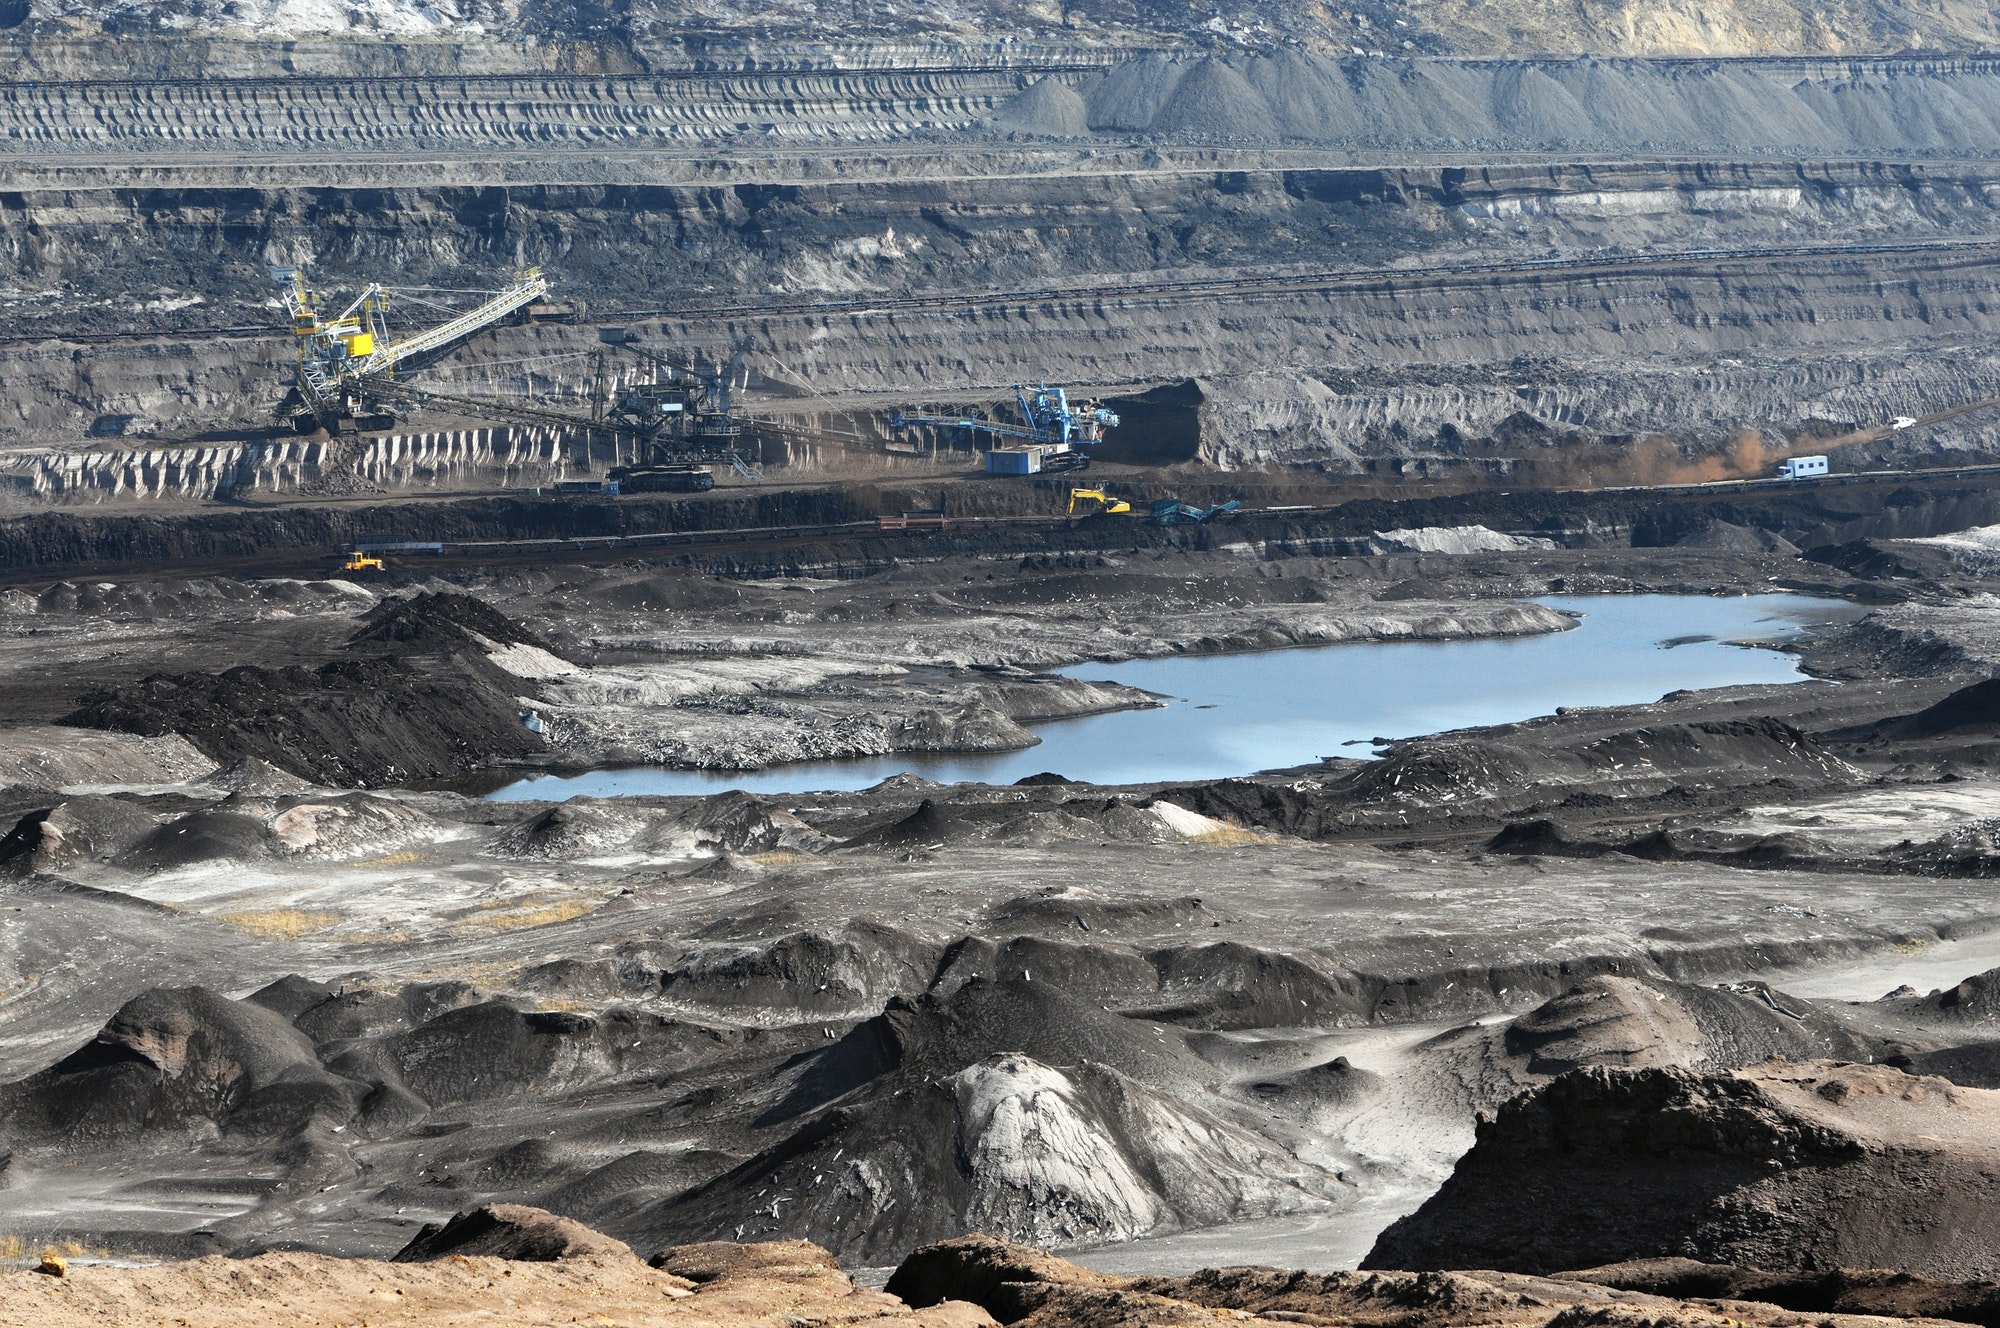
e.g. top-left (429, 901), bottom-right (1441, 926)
top-left (885, 1234), bottom-right (1988, 1328)
top-left (1366, 1060), bottom-right (2000, 1278)
top-left (0, 1237), bottom-right (992, 1328)
top-left (392, 1203), bottom-right (632, 1262)
top-left (1566, 1259), bottom-right (2000, 1328)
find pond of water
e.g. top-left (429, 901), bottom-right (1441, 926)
top-left (488, 593), bottom-right (1867, 801)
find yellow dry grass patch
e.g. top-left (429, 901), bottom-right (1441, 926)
top-left (1187, 826), bottom-right (1271, 847)
top-left (217, 908), bottom-right (340, 939)
top-left (356, 850), bottom-right (424, 868)
top-left (0, 1236), bottom-right (98, 1268)
top-left (467, 899), bottom-right (595, 931)
top-left (748, 850), bottom-right (811, 867)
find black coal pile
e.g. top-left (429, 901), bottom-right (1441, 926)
top-left (57, 592), bottom-right (555, 786)
top-left (1366, 1060), bottom-right (2000, 1279)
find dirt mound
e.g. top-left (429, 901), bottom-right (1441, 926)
top-left (1350, 719), bottom-right (1857, 812)
top-left (660, 924), bottom-right (939, 1017)
top-left (360, 1001), bottom-right (643, 1106)
top-left (1371, 525), bottom-right (1560, 554)
top-left (348, 591), bottom-right (549, 654)
top-left (930, 936), bottom-right (1163, 1006)
top-left (244, 974), bottom-right (338, 1021)
top-left (768, 976), bottom-right (1210, 1122)
top-left (289, 978), bottom-right (485, 1043)
top-left (490, 799), bottom-right (648, 859)
top-left (263, 793), bottom-right (449, 859)
top-left (1893, 966), bottom-right (2000, 1021)
top-left (1365, 1060), bottom-right (2000, 1278)
top-left (119, 807), bottom-right (272, 870)
top-left (648, 791), bottom-right (834, 855)
top-left (993, 77), bottom-right (1090, 136)
top-left (393, 1203), bottom-right (633, 1262)
top-left (1148, 58), bottom-right (1279, 140)
top-left (1567, 1259), bottom-right (2000, 1328)
top-left (849, 797), bottom-right (978, 848)
top-left (1501, 976), bottom-right (1879, 1075)
top-left (3, 986), bottom-right (333, 1141)
top-left (200, 756), bottom-right (317, 796)
top-left (61, 653), bottom-right (545, 787)
top-left (1873, 678), bottom-right (2000, 739)
top-left (1079, 52), bottom-right (1188, 131)
top-left (0, 795), bottom-right (160, 874)
top-left (1231, 1054), bottom-right (1382, 1127)
top-left (1136, 941), bottom-right (1368, 1029)
top-left (1674, 520), bottom-right (1802, 554)
top-left (641, 1050), bottom-right (1338, 1262)
top-left (1486, 819), bottom-right (1613, 857)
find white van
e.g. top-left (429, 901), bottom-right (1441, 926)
top-left (1777, 455), bottom-right (1829, 479)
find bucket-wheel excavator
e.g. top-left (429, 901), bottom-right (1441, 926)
top-left (273, 265), bottom-right (548, 434)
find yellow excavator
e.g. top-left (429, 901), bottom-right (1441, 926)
top-left (1068, 487), bottom-right (1131, 516)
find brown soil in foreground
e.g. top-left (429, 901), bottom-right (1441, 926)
top-left (15, 1220), bottom-right (2000, 1328)
top-left (0, 1234), bottom-right (994, 1328)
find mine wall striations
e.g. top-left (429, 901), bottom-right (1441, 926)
top-left (16, 53), bottom-right (2000, 159)
top-left (0, 429), bottom-right (575, 503)
top-left (10, 157), bottom-right (2000, 462)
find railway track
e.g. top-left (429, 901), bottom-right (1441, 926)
top-left (415, 457), bottom-right (2000, 561)
top-left (13, 236), bottom-right (2000, 353)
top-left (0, 60), bottom-right (1119, 97)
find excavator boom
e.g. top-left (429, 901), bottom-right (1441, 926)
top-left (275, 265), bottom-right (549, 430)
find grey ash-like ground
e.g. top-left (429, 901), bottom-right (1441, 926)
top-left (8, 533), bottom-right (2000, 1276)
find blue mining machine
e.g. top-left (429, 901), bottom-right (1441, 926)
top-left (892, 383), bottom-right (1119, 474)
